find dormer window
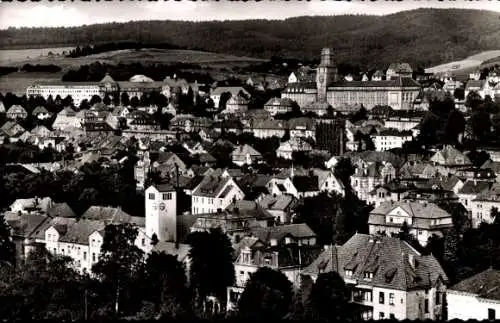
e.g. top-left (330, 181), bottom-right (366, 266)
top-left (263, 256), bottom-right (272, 266)
top-left (345, 270), bottom-right (353, 277)
top-left (364, 271), bottom-right (374, 280)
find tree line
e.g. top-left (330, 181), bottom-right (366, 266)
top-left (1, 9), bottom-right (499, 69)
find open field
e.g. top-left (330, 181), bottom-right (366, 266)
top-left (0, 47), bottom-right (74, 65)
top-left (0, 48), bottom-right (267, 70)
top-left (425, 50), bottom-right (500, 75)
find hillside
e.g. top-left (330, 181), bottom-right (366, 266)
top-left (1, 8), bottom-right (499, 69)
top-left (426, 50), bottom-right (500, 75)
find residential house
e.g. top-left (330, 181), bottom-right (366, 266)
top-left (251, 119), bottom-right (287, 139)
top-left (302, 234), bottom-right (448, 320)
top-left (288, 117), bottom-right (316, 139)
top-left (386, 62), bottom-right (413, 79)
top-left (257, 194), bottom-right (299, 224)
top-left (368, 200), bottom-right (453, 246)
top-left (224, 95), bottom-right (249, 114)
top-left (112, 106), bottom-right (130, 118)
top-left (231, 144), bottom-right (263, 166)
top-left (30, 125), bottom-right (52, 138)
top-left (128, 113), bottom-right (160, 132)
top-left (52, 107), bottom-right (82, 130)
top-left (190, 200), bottom-right (274, 241)
top-left (210, 87), bottom-right (251, 108)
top-left (371, 129), bottom-right (413, 151)
top-left (1, 121), bottom-right (26, 142)
top-left (32, 106), bottom-right (52, 120)
top-left (470, 183), bottom-right (500, 228)
top-left (6, 105), bottom-right (28, 120)
top-left (191, 169), bottom-right (245, 215)
top-left (447, 268), bottom-right (500, 321)
top-left (9, 196), bottom-right (54, 214)
top-left (430, 145), bottom-right (472, 168)
top-left (277, 137), bottom-right (313, 160)
top-left (457, 180), bottom-right (493, 214)
top-left (263, 97), bottom-right (294, 116)
top-left (351, 159), bottom-right (397, 202)
top-left (312, 168), bottom-right (345, 196)
top-left (134, 151), bottom-right (187, 189)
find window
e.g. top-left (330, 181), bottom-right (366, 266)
top-left (364, 291), bottom-right (373, 302)
top-left (83, 252), bottom-right (87, 261)
top-left (142, 238), bottom-right (145, 246)
top-left (379, 292), bottom-right (385, 304)
top-left (436, 291), bottom-right (441, 305)
top-left (488, 309), bottom-right (496, 320)
top-left (53, 248), bottom-right (56, 254)
top-left (389, 293), bottom-right (395, 305)
top-left (424, 299), bottom-right (429, 314)
top-left (149, 193), bottom-right (155, 200)
top-left (345, 270), bottom-right (353, 277)
top-left (389, 313), bottom-right (395, 319)
top-left (379, 312), bottom-right (385, 319)
top-left (92, 253), bottom-right (96, 262)
top-left (239, 271), bottom-right (244, 275)
top-left (364, 272), bottom-right (373, 280)
top-left (163, 193), bottom-right (172, 200)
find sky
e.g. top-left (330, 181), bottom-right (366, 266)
top-left (1, 0), bottom-right (499, 29)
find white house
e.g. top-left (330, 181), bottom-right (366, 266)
top-left (447, 269), bottom-right (500, 321)
top-left (276, 138), bottom-right (312, 160)
top-left (371, 129), bottom-right (413, 151)
top-left (231, 144), bottom-right (262, 166)
top-left (368, 201), bottom-right (453, 246)
top-left (191, 170), bottom-right (245, 215)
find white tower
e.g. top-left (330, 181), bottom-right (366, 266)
top-left (316, 48), bottom-right (338, 103)
top-left (145, 184), bottom-right (178, 242)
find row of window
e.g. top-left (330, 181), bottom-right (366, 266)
top-left (148, 193), bottom-right (173, 200)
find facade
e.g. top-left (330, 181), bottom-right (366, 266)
top-left (145, 184), bottom-right (178, 242)
top-left (251, 119), bottom-right (287, 139)
top-left (447, 269), bottom-right (500, 321)
top-left (371, 129), bottom-right (413, 151)
top-left (6, 105), bottom-right (28, 119)
top-left (263, 97), bottom-right (294, 116)
top-left (281, 49), bottom-right (421, 111)
top-left (302, 234), bottom-right (448, 321)
top-left (231, 144), bottom-right (263, 166)
top-left (277, 138), bottom-right (313, 160)
top-left (191, 170), bottom-right (245, 215)
top-left (368, 201), bottom-right (453, 246)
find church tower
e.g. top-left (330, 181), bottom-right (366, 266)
top-left (316, 48), bottom-right (338, 103)
top-left (145, 184), bottom-right (178, 242)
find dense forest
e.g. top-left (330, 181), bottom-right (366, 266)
top-left (1, 9), bottom-right (499, 69)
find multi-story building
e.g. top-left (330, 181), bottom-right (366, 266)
top-left (281, 49), bottom-right (421, 111)
top-left (250, 119), bottom-right (287, 139)
top-left (277, 137), bottom-right (313, 160)
top-left (263, 97), bottom-right (294, 116)
top-left (368, 200), bottom-right (453, 246)
top-left (351, 159), bottom-right (396, 202)
top-left (191, 169), bottom-right (245, 215)
top-left (470, 183), bottom-right (500, 228)
top-left (231, 144), bottom-right (263, 166)
top-left (371, 129), bottom-right (413, 151)
top-left (302, 234), bottom-right (448, 320)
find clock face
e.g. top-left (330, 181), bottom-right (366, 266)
top-left (319, 75), bottom-right (325, 83)
top-left (152, 203), bottom-right (158, 210)
top-left (159, 203), bottom-right (166, 211)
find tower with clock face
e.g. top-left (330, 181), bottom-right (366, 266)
top-left (316, 48), bottom-right (338, 103)
top-left (145, 184), bottom-right (178, 242)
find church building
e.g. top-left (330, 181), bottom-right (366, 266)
top-left (282, 48), bottom-right (421, 114)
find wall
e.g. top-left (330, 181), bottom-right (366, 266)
top-left (447, 291), bottom-right (500, 320)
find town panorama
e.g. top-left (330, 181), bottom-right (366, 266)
top-left (0, 1), bottom-right (499, 321)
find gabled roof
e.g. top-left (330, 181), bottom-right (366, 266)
top-left (32, 106), bottom-right (49, 115)
top-left (211, 86), bottom-right (250, 97)
top-left (303, 234), bottom-right (448, 290)
top-left (81, 206), bottom-right (144, 227)
top-left (457, 180), bottom-right (492, 195)
top-left (292, 175), bottom-right (319, 192)
top-left (258, 194), bottom-right (297, 211)
top-left (232, 144), bottom-right (262, 158)
top-left (449, 268), bottom-right (500, 301)
top-left (250, 223), bottom-right (316, 243)
top-left (6, 105), bottom-right (26, 114)
top-left (47, 202), bottom-right (76, 218)
top-left (370, 201), bottom-right (451, 219)
top-left (58, 219), bottom-right (106, 244)
top-left (100, 73), bottom-right (117, 84)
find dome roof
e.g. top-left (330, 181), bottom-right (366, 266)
top-left (129, 75), bottom-right (154, 83)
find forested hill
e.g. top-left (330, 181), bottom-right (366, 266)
top-left (1, 8), bottom-right (499, 69)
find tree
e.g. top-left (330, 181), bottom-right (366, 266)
top-left (130, 96), bottom-right (139, 108)
top-left (90, 95), bottom-right (102, 106)
top-left (103, 94), bottom-right (111, 106)
top-left (121, 92), bottom-right (130, 107)
top-left (334, 208), bottom-right (348, 245)
top-left (142, 251), bottom-right (190, 318)
top-left (465, 91), bottom-right (483, 110)
top-left (237, 267), bottom-right (293, 320)
top-left (444, 227), bottom-right (459, 266)
top-left (187, 228), bottom-right (234, 310)
top-left (79, 99), bottom-right (90, 111)
top-left (444, 109), bottom-right (465, 144)
top-left (334, 157), bottom-right (355, 191)
top-left (305, 271), bottom-right (351, 321)
top-left (0, 214), bottom-right (15, 265)
top-left (92, 223), bottom-right (145, 317)
top-left (470, 108), bottom-right (491, 142)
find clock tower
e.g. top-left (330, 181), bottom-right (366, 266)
top-left (145, 184), bottom-right (178, 242)
top-left (316, 48), bottom-right (338, 103)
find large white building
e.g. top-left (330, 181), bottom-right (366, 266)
top-left (371, 129), bottom-right (413, 152)
top-left (145, 183), bottom-right (178, 242)
top-left (447, 269), bottom-right (500, 321)
top-left (302, 234), bottom-right (448, 321)
top-left (27, 82), bottom-right (101, 106)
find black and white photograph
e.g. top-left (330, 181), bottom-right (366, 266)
top-left (0, 0), bottom-right (499, 321)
